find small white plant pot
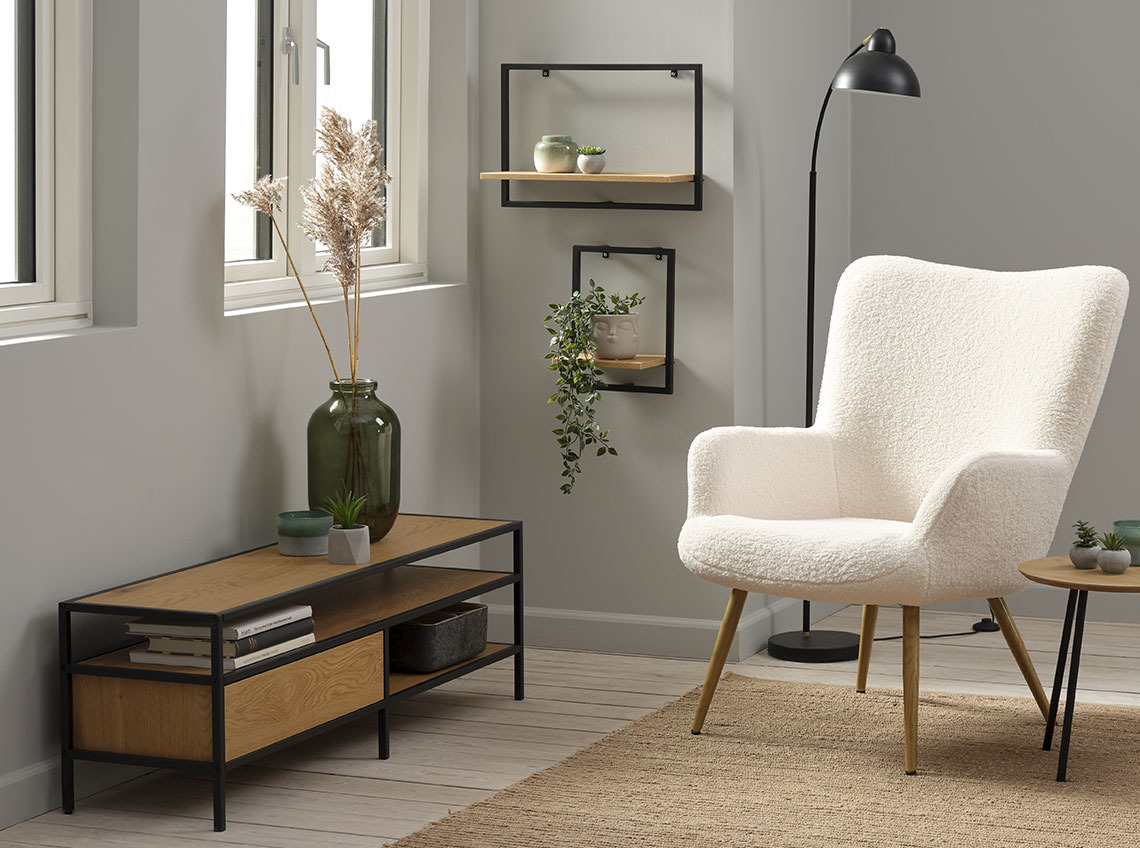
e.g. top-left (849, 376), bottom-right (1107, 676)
top-left (1069, 544), bottom-right (1101, 570)
top-left (328, 525), bottom-right (370, 565)
top-left (590, 313), bottom-right (639, 360)
top-left (1098, 549), bottom-right (1131, 575)
top-left (577, 153), bottom-right (606, 174)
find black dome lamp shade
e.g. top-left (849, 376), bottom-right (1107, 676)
top-left (832, 29), bottom-right (921, 97)
top-left (767, 28), bottom-right (921, 665)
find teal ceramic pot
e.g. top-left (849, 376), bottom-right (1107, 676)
top-left (1113, 520), bottom-right (1140, 565)
top-left (307, 379), bottom-right (400, 542)
top-left (277, 510), bottom-right (333, 557)
top-left (534, 134), bottom-right (577, 173)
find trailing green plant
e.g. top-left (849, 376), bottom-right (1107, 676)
top-left (543, 280), bottom-right (645, 494)
top-left (1073, 520), bottom-right (1099, 548)
top-left (1099, 531), bottom-right (1127, 552)
top-left (321, 489), bottom-right (368, 529)
top-left (577, 145), bottom-right (606, 155)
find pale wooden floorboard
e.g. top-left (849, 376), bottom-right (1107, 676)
top-left (7, 605), bottom-right (1140, 847)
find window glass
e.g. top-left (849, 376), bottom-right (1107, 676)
top-left (0, 0), bottom-right (34, 284)
top-left (315, 0), bottom-right (387, 251)
top-left (224, 0), bottom-right (272, 263)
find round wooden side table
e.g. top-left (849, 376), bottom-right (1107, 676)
top-left (1019, 555), bottom-right (1140, 781)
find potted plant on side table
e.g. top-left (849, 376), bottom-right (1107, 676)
top-left (543, 280), bottom-right (644, 494)
top-left (323, 490), bottom-right (370, 565)
top-left (1070, 520), bottom-right (1101, 569)
top-left (1097, 532), bottom-right (1132, 575)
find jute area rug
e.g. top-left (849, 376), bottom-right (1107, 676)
top-left (393, 674), bottom-right (1137, 847)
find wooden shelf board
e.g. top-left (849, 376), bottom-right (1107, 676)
top-left (75, 566), bottom-right (514, 677)
top-left (593, 354), bottom-right (666, 370)
top-left (389, 644), bottom-right (512, 694)
top-left (73, 514), bottom-right (512, 614)
top-left (479, 170), bottom-right (693, 184)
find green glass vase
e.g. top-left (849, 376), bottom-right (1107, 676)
top-left (307, 379), bottom-right (401, 541)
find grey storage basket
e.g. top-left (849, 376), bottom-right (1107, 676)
top-left (390, 602), bottom-right (488, 673)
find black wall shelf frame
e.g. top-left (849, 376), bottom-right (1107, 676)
top-left (573, 244), bottom-right (675, 395)
top-left (500, 63), bottom-right (703, 211)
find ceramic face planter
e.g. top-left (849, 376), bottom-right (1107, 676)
top-left (590, 313), bottom-right (639, 360)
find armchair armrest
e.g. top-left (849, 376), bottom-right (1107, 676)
top-left (913, 449), bottom-right (1071, 549)
top-left (686, 426), bottom-right (840, 520)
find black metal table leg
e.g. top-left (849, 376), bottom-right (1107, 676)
top-left (210, 616), bottom-right (227, 831)
top-left (1044, 589), bottom-right (1079, 751)
top-left (378, 709), bottom-right (389, 760)
top-left (1057, 590), bottom-right (1088, 781)
top-left (58, 606), bottom-right (75, 814)
top-left (513, 526), bottom-right (525, 701)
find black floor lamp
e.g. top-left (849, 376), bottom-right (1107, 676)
top-left (767, 28), bottom-right (921, 663)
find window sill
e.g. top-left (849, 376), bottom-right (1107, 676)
top-left (0, 300), bottom-right (93, 343)
top-left (224, 262), bottom-right (449, 317)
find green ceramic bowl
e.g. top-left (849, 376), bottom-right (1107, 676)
top-left (1112, 520), bottom-right (1140, 566)
top-left (277, 510), bottom-right (333, 557)
top-left (278, 510), bottom-right (334, 537)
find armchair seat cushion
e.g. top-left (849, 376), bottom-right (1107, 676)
top-left (679, 515), bottom-right (929, 605)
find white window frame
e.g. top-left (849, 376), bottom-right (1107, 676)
top-left (0, 0), bottom-right (92, 338)
top-left (224, 0), bottom-right (429, 316)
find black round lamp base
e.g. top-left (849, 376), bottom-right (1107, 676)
top-left (767, 629), bottom-right (861, 663)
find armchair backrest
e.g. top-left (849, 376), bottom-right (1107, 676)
top-left (815, 256), bottom-right (1128, 522)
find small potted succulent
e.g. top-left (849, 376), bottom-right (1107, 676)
top-left (1069, 520), bottom-right (1100, 569)
top-left (1097, 532), bottom-right (1132, 574)
top-left (577, 145), bottom-right (606, 174)
top-left (543, 280), bottom-right (644, 494)
top-left (322, 490), bottom-right (370, 565)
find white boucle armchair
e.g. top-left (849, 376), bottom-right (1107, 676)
top-left (678, 255), bottom-right (1128, 774)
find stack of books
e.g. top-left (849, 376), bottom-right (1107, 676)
top-left (127, 604), bottom-right (316, 671)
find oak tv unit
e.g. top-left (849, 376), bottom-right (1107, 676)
top-left (59, 513), bottom-right (523, 832)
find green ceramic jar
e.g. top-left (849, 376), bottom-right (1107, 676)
top-left (1113, 520), bottom-right (1140, 565)
top-left (533, 134), bottom-right (577, 173)
top-left (307, 379), bottom-right (401, 542)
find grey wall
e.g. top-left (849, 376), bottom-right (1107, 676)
top-left (0, 0), bottom-right (478, 829)
top-left (477, 0), bottom-right (745, 657)
top-left (475, 0), bottom-right (853, 658)
top-left (850, 0), bottom-right (1140, 623)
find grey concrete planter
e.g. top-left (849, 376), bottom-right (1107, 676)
top-left (1069, 544), bottom-right (1101, 570)
top-left (1098, 549), bottom-right (1132, 574)
top-left (328, 525), bottom-right (370, 565)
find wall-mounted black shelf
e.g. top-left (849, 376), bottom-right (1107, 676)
top-left (573, 244), bottom-right (675, 395)
top-left (493, 64), bottom-right (703, 211)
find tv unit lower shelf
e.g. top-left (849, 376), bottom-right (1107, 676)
top-left (59, 513), bottom-right (523, 832)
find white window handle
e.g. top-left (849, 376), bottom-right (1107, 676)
top-left (281, 26), bottom-right (299, 85)
top-left (316, 38), bottom-right (331, 85)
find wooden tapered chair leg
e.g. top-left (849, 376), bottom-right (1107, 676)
top-left (855, 604), bottom-right (878, 693)
top-left (691, 588), bottom-right (748, 735)
top-left (988, 597), bottom-right (1050, 719)
top-left (902, 605), bottom-right (919, 775)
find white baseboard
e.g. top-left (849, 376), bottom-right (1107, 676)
top-left (0, 756), bottom-right (147, 831)
top-left (932, 584), bottom-right (1140, 623)
top-left (486, 597), bottom-right (849, 661)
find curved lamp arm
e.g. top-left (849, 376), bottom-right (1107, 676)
top-left (810, 41), bottom-right (866, 173)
